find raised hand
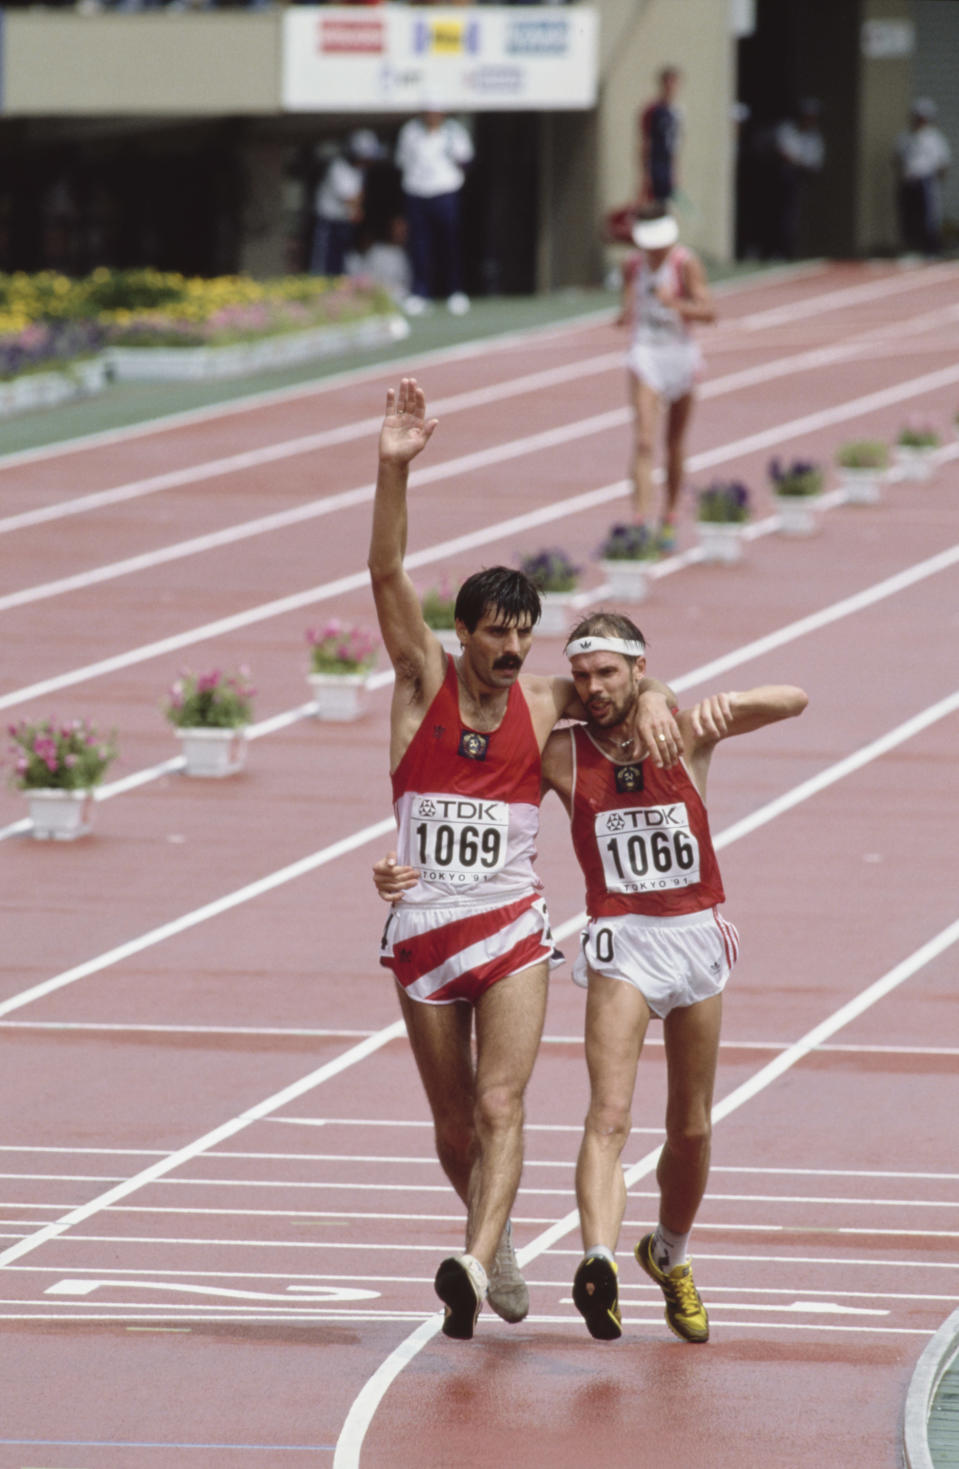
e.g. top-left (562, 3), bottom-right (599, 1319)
top-left (378, 377), bottom-right (438, 467)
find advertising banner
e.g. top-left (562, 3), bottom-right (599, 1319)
top-left (281, 6), bottom-right (598, 113)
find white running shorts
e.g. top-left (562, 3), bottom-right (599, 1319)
top-left (572, 907), bottom-right (739, 1018)
top-left (627, 337), bottom-right (703, 403)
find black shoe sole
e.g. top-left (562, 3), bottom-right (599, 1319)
top-left (435, 1257), bottom-right (481, 1340)
top-left (572, 1256), bottom-right (622, 1341)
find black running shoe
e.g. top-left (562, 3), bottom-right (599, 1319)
top-left (572, 1254), bottom-right (622, 1340)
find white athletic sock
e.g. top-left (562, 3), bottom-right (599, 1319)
top-left (585, 1245), bottom-right (615, 1263)
top-left (652, 1224), bottom-right (690, 1272)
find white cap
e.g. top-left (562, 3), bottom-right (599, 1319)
top-left (912, 97), bottom-right (937, 120)
top-left (631, 214), bottom-right (679, 250)
top-left (348, 129), bottom-right (384, 161)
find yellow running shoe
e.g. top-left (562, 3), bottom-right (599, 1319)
top-left (635, 1233), bottom-right (709, 1343)
top-left (572, 1254), bottom-right (622, 1340)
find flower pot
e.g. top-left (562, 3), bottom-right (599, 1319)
top-left (537, 591), bottom-right (576, 636)
top-left (175, 726), bottom-right (248, 777)
top-left (599, 558), bottom-right (650, 602)
top-left (308, 671), bottom-right (375, 722)
top-left (839, 468), bottom-right (882, 506)
top-left (894, 445), bottom-right (937, 481)
top-left (696, 522), bottom-right (745, 564)
top-left (26, 787), bottom-right (94, 840)
top-left (774, 493), bottom-right (822, 537)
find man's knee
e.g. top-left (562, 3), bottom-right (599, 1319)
top-left (584, 1097), bottom-right (632, 1152)
top-left (473, 1079), bottom-right (524, 1138)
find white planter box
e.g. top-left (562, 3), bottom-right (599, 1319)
top-left (894, 445), bottom-right (937, 482)
top-left (175, 726), bottom-right (248, 777)
top-left (108, 314), bottom-right (409, 382)
top-left (774, 493), bottom-right (822, 536)
top-left (537, 591), bottom-right (577, 636)
top-left (27, 787), bottom-right (94, 841)
top-left (839, 468), bottom-right (882, 505)
top-left (696, 522), bottom-right (745, 564)
top-left (308, 671), bottom-right (375, 722)
top-left (0, 357), bottom-right (110, 420)
top-left (599, 558), bottom-right (651, 602)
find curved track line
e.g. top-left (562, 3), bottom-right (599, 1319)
top-left (333, 904), bottom-right (959, 1468)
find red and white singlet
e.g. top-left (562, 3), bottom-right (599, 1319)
top-left (391, 657), bottom-right (543, 908)
top-left (626, 244), bottom-right (693, 343)
top-left (568, 724), bottom-right (724, 919)
top-left (625, 244), bottom-right (703, 402)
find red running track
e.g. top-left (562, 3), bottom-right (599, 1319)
top-left (1, 260), bottom-right (958, 1468)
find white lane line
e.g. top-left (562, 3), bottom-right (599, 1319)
top-left (4, 361), bottom-right (959, 716)
top-left (0, 814), bottom-right (395, 1019)
top-left (736, 260), bottom-right (959, 330)
top-left (0, 260), bottom-right (871, 483)
top-left (0, 700), bottom-right (319, 840)
top-left (0, 1309), bottom-right (936, 1334)
top-left (2, 665), bottom-right (956, 1028)
top-left (334, 907), bottom-right (959, 1464)
top-left (665, 551), bottom-right (959, 697)
top-left (549, 687), bottom-right (959, 947)
top-left (0, 1021), bottom-right (376, 1038)
top-left (2, 1019), bottom-right (958, 1060)
top-left (0, 1021), bottom-right (405, 1271)
top-left (3, 285), bottom-right (956, 592)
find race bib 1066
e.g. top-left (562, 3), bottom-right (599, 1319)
top-left (410, 794), bottom-right (509, 884)
top-left (596, 802), bottom-right (700, 893)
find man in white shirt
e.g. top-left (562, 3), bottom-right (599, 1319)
top-left (310, 130), bottom-right (383, 278)
top-left (394, 109), bottom-right (474, 316)
top-left (895, 99), bottom-right (951, 256)
top-left (772, 99), bottom-right (824, 259)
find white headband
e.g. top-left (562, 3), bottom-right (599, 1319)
top-left (564, 636), bottom-right (645, 660)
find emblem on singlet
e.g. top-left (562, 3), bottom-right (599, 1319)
top-left (615, 763), bottom-right (644, 793)
top-left (458, 729), bottom-right (489, 761)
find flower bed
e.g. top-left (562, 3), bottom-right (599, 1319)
top-left (0, 267), bottom-right (407, 400)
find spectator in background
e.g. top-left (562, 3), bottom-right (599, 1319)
top-left (771, 99), bottom-right (824, 259)
top-left (395, 106), bottom-right (474, 316)
top-left (639, 67), bottom-right (682, 208)
top-left (895, 99), bottom-right (951, 257)
top-left (310, 129), bottom-right (384, 278)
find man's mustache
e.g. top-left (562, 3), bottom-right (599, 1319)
top-left (494, 656), bottom-right (522, 670)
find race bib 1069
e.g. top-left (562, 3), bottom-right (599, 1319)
top-left (596, 802), bottom-right (700, 893)
top-left (410, 794), bottom-right (509, 884)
